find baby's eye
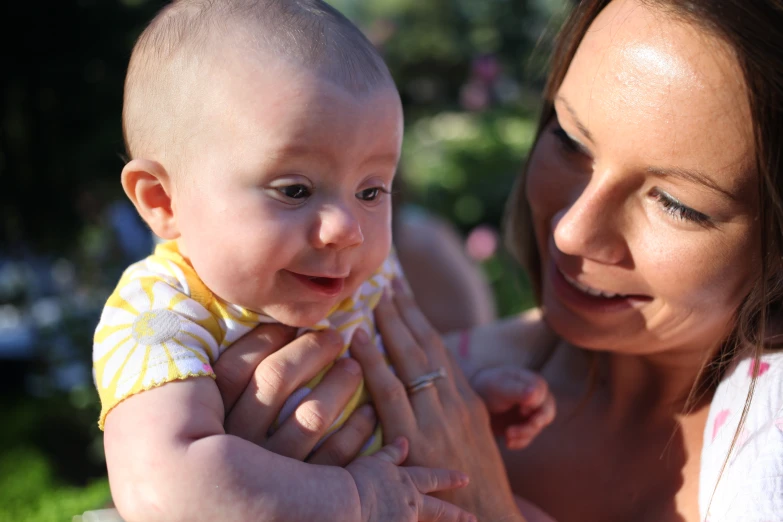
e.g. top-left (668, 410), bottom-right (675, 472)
top-left (356, 187), bottom-right (391, 203)
top-left (356, 187), bottom-right (380, 201)
top-left (277, 184), bottom-right (311, 200)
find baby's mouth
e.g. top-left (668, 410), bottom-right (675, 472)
top-left (286, 271), bottom-right (346, 297)
top-left (306, 276), bottom-right (341, 290)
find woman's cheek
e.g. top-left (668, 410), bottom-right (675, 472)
top-left (640, 228), bottom-right (754, 309)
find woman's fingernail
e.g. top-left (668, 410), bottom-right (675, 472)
top-left (342, 358), bottom-right (361, 376)
top-left (320, 328), bottom-right (342, 347)
top-left (353, 328), bottom-right (369, 345)
top-left (358, 404), bottom-right (376, 422)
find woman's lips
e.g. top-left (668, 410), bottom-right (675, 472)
top-left (286, 271), bottom-right (346, 297)
top-left (549, 260), bottom-right (651, 312)
top-left (560, 270), bottom-right (627, 299)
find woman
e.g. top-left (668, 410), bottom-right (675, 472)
top-left (215, 0), bottom-right (783, 520)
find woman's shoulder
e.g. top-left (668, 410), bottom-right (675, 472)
top-left (699, 350), bottom-right (783, 520)
top-left (445, 308), bottom-right (559, 371)
top-left (716, 350), bottom-right (783, 405)
top-left (709, 350), bottom-right (783, 441)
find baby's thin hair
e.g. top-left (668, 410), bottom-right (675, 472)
top-left (123, 0), bottom-right (392, 161)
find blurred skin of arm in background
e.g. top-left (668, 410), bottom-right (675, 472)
top-left (395, 207), bottom-right (496, 334)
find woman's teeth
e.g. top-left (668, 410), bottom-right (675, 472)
top-left (562, 271), bottom-right (625, 299)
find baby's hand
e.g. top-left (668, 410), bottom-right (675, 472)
top-left (346, 437), bottom-right (476, 522)
top-left (471, 366), bottom-right (556, 450)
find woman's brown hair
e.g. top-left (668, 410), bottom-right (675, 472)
top-left (504, 0), bottom-right (783, 483)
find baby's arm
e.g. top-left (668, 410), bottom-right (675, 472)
top-left (104, 376), bottom-right (474, 522)
top-left (443, 311), bottom-right (557, 449)
top-left (104, 377), bottom-right (359, 521)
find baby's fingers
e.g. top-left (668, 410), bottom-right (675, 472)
top-left (518, 373), bottom-right (552, 415)
top-left (473, 367), bottom-right (546, 414)
top-left (419, 495), bottom-right (477, 522)
top-left (505, 391), bottom-right (556, 450)
top-left (505, 424), bottom-right (544, 450)
top-left (405, 465), bottom-right (469, 495)
top-left (372, 436), bottom-right (409, 466)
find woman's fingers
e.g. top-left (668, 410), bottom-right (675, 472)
top-left (224, 329), bottom-right (343, 445)
top-left (374, 288), bottom-right (432, 383)
top-left (349, 328), bottom-right (417, 436)
top-left (308, 404), bottom-right (377, 466)
top-left (214, 323), bottom-right (296, 411)
top-left (390, 279), bottom-right (447, 366)
top-left (264, 357), bottom-right (364, 460)
top-left (388, 279), bottom-right (460, 399)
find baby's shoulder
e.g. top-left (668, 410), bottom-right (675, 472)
top-left (117, 249), bottom-right (196, 296)
top-left (452, 309), bottom-right (557, 370)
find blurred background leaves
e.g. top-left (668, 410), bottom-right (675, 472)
top-left (0, 0), bottom-right (567, 519)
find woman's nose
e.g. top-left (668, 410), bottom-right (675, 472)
top-left (552, 172), bottom-right (629, 265)
top-left (312, 204), bottom-right (364, 250)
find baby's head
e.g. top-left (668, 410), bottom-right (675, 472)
top-left (121, 0), bottom-right (403, 327)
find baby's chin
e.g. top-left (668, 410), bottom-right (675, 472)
top-left (259, 301), bottom-right (340, 329)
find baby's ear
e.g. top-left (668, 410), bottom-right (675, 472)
top-left (121, 158), bottom-right (179, 240)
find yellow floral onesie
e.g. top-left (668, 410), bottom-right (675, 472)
top-left (93, 240), bottom-right (400, 454)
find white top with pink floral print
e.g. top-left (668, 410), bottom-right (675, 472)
top-left (699, 351), bottom-right (783, 521)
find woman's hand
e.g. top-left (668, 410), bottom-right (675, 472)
top-left (346, 280), bottom-right (525, 522)
top-left (213, 323), bottom-right (377, 462)
top-left (211, 294), bottom-right (527, 521)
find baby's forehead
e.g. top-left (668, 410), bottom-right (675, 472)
top-left (124, 0), bottom-right (395, 164)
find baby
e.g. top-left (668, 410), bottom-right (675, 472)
top-left (92, 1), bottom-right (552, 521)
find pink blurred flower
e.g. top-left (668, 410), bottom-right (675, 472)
top-left (465, 225), bottom-right (498, 261)
top-left (472, 55), bottom-right (501, 85)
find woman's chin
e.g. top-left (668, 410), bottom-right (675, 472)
top-left (541, 302), bottom-right (644, 353)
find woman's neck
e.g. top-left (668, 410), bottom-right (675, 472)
top-left (597, 346), bottom-right (716, 424)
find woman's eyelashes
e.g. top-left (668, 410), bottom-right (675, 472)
top-left (551, 125), bottom-right (590, 157)
top-left (548, 122), bottom-right (712, 227)
top-left (650, 188), bottom-right (711, 225)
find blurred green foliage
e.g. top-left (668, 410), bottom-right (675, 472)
top-left (2, 0), bottom-right (568, 519)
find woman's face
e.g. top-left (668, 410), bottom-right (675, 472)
top-left (527, 0), bottom-right (759, 357)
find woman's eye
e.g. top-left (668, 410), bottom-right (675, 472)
top-left (356, 187), bottom-right (387, 202)
top-left (277, 184), bottom-right (311, 200)
top-left (551, 126), bottom-right (588, 156)
top-left (652, 189), bottom-right (711, 225)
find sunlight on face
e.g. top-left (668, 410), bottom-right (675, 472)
top-left (170, 52), bottom-right (403, 327)
top-left (527, 0), bottom-right (759, 356)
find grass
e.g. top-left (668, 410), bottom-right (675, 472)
top-left (0, 391), bottom-right (110, 522)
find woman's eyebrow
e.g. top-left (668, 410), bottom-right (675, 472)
top-left (555, 95), bottom-right (594, 144)
top-left (556, 95), bottom-right (739, 202)
top-left (646, 166), bottom-right (737, 201)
